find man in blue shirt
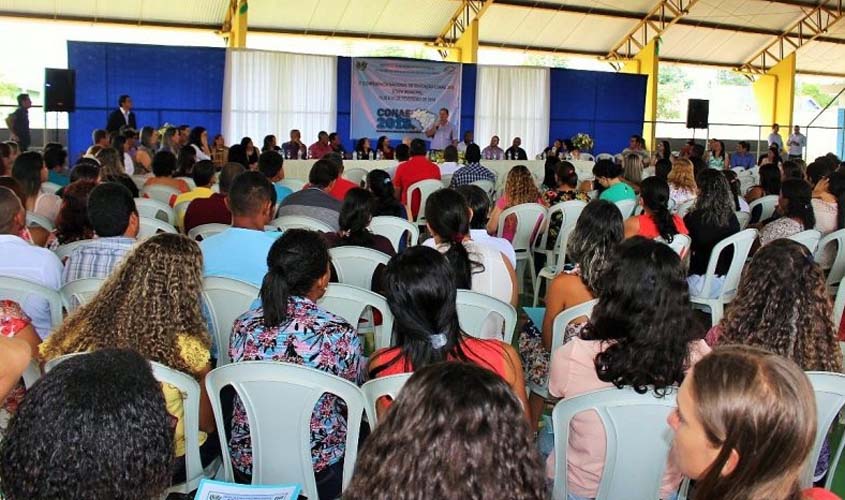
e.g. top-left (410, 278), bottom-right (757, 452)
top-left (200, 171), bottom-right (280, 287)
top-left (425, 108), bottom-right (457, 151)
top-left (730, 141), bottom-right (756, 170)
top-left (257, 151), bottom-right (292, 206)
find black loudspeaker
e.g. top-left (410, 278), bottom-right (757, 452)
top-left (44, 68), bottom-right (76, 112)
top-left (686, 99), bottom-right (709, 129)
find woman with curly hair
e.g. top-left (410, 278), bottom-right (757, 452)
top-left (548, 237), bottom-right (709, 499)
top-left (52, 180), bottom-right (96, 248)
top-left (667, 158), bottom-right (697, 207)
top-left (759, 179), bottom-right (815, 246)
top-left (520, 200), bottom-right (623, 427)
top-left (40, 233), bottom-right (217, 481)
top-left (623, 176), bottom-right (689, 242)
top-left (0, 348), bottom-right (174, 500)
top-left (487, 165), bottom-right (546, 241)
top-left (346, 362), bottom-right (545, 500)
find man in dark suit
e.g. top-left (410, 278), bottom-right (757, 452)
top-left (106, 95), bottom-right (136, 133)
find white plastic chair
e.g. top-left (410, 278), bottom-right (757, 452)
top-left (470, 179), bottom-right (496, 198)
top-left (60, 278), bottom-right (105, 312)
top-left (343, 167), bottom-right (368, 186)
top-left (41, 181), bottom-right (62, 194)
top-left (267, 215), bottom-right (335, 233)
top-left (21, 360), bottom-right (41, 389)
top-left (787, 229), bottom-right (822, 253)
top-left (201, 277), bottom-right (260, 366)
top-left (318, 283), bottom-right (394, 350)
top-left (801, 372), bottom-right (845, 490)
top-left (833, 279), bottom-right (845, 329)
top-left (135, 197), bottom-right (176, 225)
top-left (596, 153), bottom-right (614, 161)
top-left (496, 203), bottom-right (546, 294)
top-left (369, 216), bottom-right (419, 252)
top-left (613, 199), bottom-right (636, 218)
top-left (54, 238), bottom-right (94, 261)
top-left (142, 184), bottom-right (181, 206)
top-left (405, 179), bottom-right (443, 225)
top-left (361, 373), bottom-right (411, 428)
top-left (188, 223), bottom-right (230, 241)
top-left (329, 246), bottom-right (391, 290)
top-left (42, 352), bottom-right (87, 373)
top-left (278, 179), bottom-right (306, 192)
top-left (455, 289), bottom-right (517, 344)
top-left (551, 386), bottom-right (678, 500)
top-left (176, 177), bottom-right (196, 190)
top-left (658, 233), bottom-right (692, 262)
top-left (26, 211), bottom-right (54, 232)
top-left (0, 276), bottom-right (62, 332)
top-left (735, 211), bottom-right (751, 230)
top-left (674, 199), bottom-right (696, 218)
top-left (205, 361), bottom-right (365, 499)
top-left (131, 175), bottom-right (149, 190)
top-left (748, 194), bottom-right (778, 224)
top-left (441, 174), bottom-right (453, 187)
top-left (138, 217), bottom-right (178, 239)
top-left (690, 229), bottom-right (758, 326)
top-left (815, 228), bottom-right (845, 295)
top-left (174, 200), bottom-right (191, 230)
top-left (532, 200), bottom-right (586, 306)
top-left (579, 153), bottom-right (595, 161)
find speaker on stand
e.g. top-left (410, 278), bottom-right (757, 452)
top-left (686, 99), bottom-right (709, 144)
top-left (44, 68), bottom-right (76, 146)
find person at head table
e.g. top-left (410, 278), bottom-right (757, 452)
top-left (482, 135), bottom-right (505, 160)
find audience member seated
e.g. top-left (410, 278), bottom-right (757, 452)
top-left (135, 126), bottom-right (159, 173)
top-left (520, 200), bottom-right (623, 426)
top-left (745, 163), bottom-right (781, 203)
top-left (684, 170), bottom-right (741, 298)
top-left (454, 185), bottom-right (516, 267)
top-left (394, 143), bottom-right (410, 165)
top-left (261, 134), bottom-right (280, 153)
top-left (354, 137), bottom-right (374, 159)
top-left (281, 129), bottom-right (307, 159)
top-left (308, 130), bottom-right (334, 160)
top-left (144, 150), bottom-right (190, 205)
top-left (174, 158), bottom-right (216, 207)
top-left (322, 152), bottom-right (358, 201)
top-left (229, 229), bottom-right (362, 499)
top-left (811, 170), bottom-right (845, 266)
top-left (176, 144), bottom-right (197, 178)
top-left (366, 169), bottom-right (407, 219)
top-left (782, 160), bottom-right (806, 181)
top-left (0, 177), bottom-right (47, 246)
top-left (707, 139), bottom-right (729, 170)
top-left (55, 161), bottom-right (100, 200)
top-left (730, 140), bottom-right (756, 169)
top-left (540, 161), bottom-right (590, 250)
top-left (11, 151), bottom-right (61, 222)
top-left (0, 187), bottom-right (62, 339)
top-left (449, 143), bottom-right (496, 189)
top-left (0, 142), bottom-right (13, 176)
top-left (622, 153), bottom-right (644, 193)
top-left (201, 171), bottom-right (280, 287)
top-left (63, 182), bottom-right (138, 284)
top-left (722, 169), bottom-right (751, 213)
top-left (375, 135), bottom-right (394, 160)
top-left (668, 346), bottom-right (837, 500)
top-left (621, 134), bottom-right (650, 162)
top-left (241, 137), bottom-right (259, 168)
top-left (808, 160), bottom-right (835, 187)
top-left (654, 158), bottom-right (672, 181)
top-left (51, 180), bottom-right (96, 249)
top-left (184, 162), bottom-right (244, 234)
top-left (42, 234), bottom-right (218, 480)
top-left (344, 362), bottom-right (545, 500)
top-left (393, 139), bottom-right (441, 219)
top-left (227, 143), bottom-right (249, 168)
top-left (758, 179), bottom-right (815, 246)
top-left (424, 189), bottom-right (517, 307)
top-left (368, 246), bottom-right (528, 411)
top-left (653, 139), bottom-right (672, 162)
top-left (43, 143), bottom-right (69, 187)
top-left (624, 177), bottom-right (689, 240)
top-left (96, 147), bottom-right (139, 198)
top-left (324, 187), bottom-right (395, 256)
top-left (188, 126), bottom-right (211, 161)
top-left (487, 165), bottom-right (545, 241)
top-left (548, 237), bottom-right (709, 498)
top-left (439, 145), bottom-right (461, 176)
top-left (0, 300), bottom-right (40, 437)
top-left (277, 159), bottom-right (342, 231)
top-left (257, 151), bottom-right (293, 205)
top-left (0, 349), bottom-right (174, 500)
top-left (667, 158), bottom-right (697, 207)
top-left (505, 137), bottom-right (528, 160)
top-left (593, 159), bottom-right (636, 203)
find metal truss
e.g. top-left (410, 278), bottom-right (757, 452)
top-left (430, 0), bottom-right (496, 59)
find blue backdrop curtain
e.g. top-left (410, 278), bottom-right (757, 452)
top-left (67, 41), bottom-right (225, 161)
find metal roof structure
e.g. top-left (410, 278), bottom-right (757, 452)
top-left (1, 0), bottom-right (845, 76)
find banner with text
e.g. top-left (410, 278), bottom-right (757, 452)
top-left (350, 58), bottom-right (461, 142)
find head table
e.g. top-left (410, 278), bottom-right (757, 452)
top-left (281, 159), bottom-right (596, 190)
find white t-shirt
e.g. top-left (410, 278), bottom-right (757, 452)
top-left (788, 133), bottom-right (806, 156)
top-left (0, 234), bottom-right (63, 338)
top-left (768, 132), bottom-right (784, 150)
top-left (439, 161), bottom-right (462, 176)
top-left (422, 238), bottom-right (513, 304)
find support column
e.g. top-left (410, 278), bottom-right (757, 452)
top-left (227, 0), bottom-right (248, 48)
top-left (445, 18), bottom-right (479, 63)
top-left (752, 52), bottom-right (796, 149)
top-left (621, 39), bottom-right (659, 151)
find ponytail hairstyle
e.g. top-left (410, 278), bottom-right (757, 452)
top-left (366, 169), bottom-right (404, 218)
top-left (780, 179), bottom-right (815, 230)
top-left (337, 187), bottom-right (376, 247)
top-left (721, 169), bottom-right (743, 211)
top-left (555, 161), bottom-right (579, 189)
top-left (424, 188), bottom-right (480, 289)
top-left (260, 229), bottom-right (330, 328)
top-left (827, 170), bottom-right (845, 230)
top-left (640, 176), bottom-right (678, 243)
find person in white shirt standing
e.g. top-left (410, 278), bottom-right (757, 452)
top-left (768, 123), bottom-right (784, 153)
top-left (788, 125), bottom-right (807, 160)
top-left (0, 187), bottom-right (63, 339)
top-left (425, 108), bottom-right (456, 151)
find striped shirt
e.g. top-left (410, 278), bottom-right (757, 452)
top-left (62, 237), bottom-right (136, 284)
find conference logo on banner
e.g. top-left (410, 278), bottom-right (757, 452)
top-left (351, 58), bottom-right (461, 142)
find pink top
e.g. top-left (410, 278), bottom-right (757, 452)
top-left (548, 337), bottom-right (711, 498)
top-left (495, 196), bottom-right (544, 242)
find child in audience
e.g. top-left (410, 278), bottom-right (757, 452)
top-left (548, 237), bottom-right (709, 499)
top-left (0, 349), bottom-right (174, 500)
top-left (345, 362), bottom-right (545, 500)
top-left (668, 345), bottom-right (839, 500)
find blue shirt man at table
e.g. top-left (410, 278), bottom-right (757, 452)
top-left (201, 171), bottom-right (280, 287)
top-left (426, 107), bottom-right (457, 151)
top-left (730, 141), bottom-right (756, 170)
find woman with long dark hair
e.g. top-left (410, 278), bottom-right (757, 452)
top-left (229, 229), bottom-right (362, 499)
top-left (261, 134), bottom-right (279, 153)
top-left (375, 136), bottom-right (394, 160)
top-left (176, 145), bottom-right (197, 178)
top-left (11, 151), bottom-right (61, 222)
top-left (355, 137), bottom-right (374, 159)
top-left (188, 126), bottom-right (211, 161)
top-left (366, 169), bottom-right (407, 219)
top-left (708, 139), bottom-right (729, 170)
top-left (722, 169), bottom-right (751, 212)
top-left (623, 176), bottom-right (689, 241)
top-left (240, 136), bottom-right (258, 167)
top-left (811, 169), bottom-right (845, 266)
top-left (52, 180), bottom-right (97, 247)
top-left (759, 179), bottom-right (815, 246)
top-left (746, 163), bottom-right (782, 203)
top-left (548, 237), bottom-right (709, 499)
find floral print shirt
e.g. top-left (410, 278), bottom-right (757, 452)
top-left (1, 301), bottom-right (31, 437)
top-left (228, 296), bottom-right (362, 475)
top-left (542, 189), bottom-right (590, 250)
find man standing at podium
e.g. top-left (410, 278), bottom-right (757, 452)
top-left (426, 108), bottom-right (456, 152)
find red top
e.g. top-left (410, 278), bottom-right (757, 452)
top-left (393, 156), bottom-right (441, 218)
top-left (804, 488), bottom-right (842, 500)
top-left (183, 193), bottom-right (231, 234)
top-left (329, 177), bottom-right (359, 202)
top-left (635, 214), bottom-right (689, 239)
top-left (371, 336), bottom-right (507, 379)
top-left (308, 141), bottom-right (334, 159)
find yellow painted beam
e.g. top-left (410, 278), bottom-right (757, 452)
top-left (223, 0), bottom-right (248, 48)
top-left (752, 53), bottom-right (795, 151)
top-left (445, 18), bottom-right (479, 63)
top-left (621, 39), bottom-right (659, 151)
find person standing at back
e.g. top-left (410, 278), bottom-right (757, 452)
top-left (6, 94), bottom-right (31, 151)
top-left (769, 123), bottom-right (784, 153)
top-left (200, 171), bottom-right (280, 287)
top-left (106, 95), bottom-right (136, 134)
top-left (788, 125), bottom-right (807, 160)
top-left (277, 159), bottom-right (343, 231)
top-left (392, 139), bottom-right (441, 220)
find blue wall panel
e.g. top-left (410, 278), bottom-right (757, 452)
top-left (460, 64), bottom-right (477, 142)
top-left (336, 57), bottom-right (353, 152)
top-left (67, 41), bottom-right (225, 161)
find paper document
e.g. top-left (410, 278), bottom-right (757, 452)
top-left (194, 479), bottom-right (302, 500)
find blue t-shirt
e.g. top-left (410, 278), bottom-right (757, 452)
top-left (599, 182), bottom-right (636, 203)
top-left (731, 152), bottom-right (756, 169)
top-left (274, 184), bottom-right (293, 205)
top-left (200, 227), bottom-right (282, 287)
top-left (48, 169), bottom-right (70, 187)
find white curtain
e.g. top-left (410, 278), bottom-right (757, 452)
top-left (223, 48), bottom-right (337, 148)
top-left (474, 66), bottom-right (550, 159)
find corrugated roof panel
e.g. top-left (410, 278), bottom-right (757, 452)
top-left (795, 40), bottom-right (845, 75)
top-left (532, 0), bottom-right (655, 13)
top-left (659, 24), bottom-right (768, 65)
top-left (0, 0), bottom-right (227, 25)
top-left (369, 0), bottom-right (453, 38)
top-left (684, 0), bottom-right (806, 32)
